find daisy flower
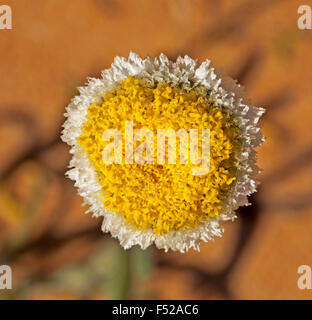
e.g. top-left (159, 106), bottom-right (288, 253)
top-left (61, 52), bottom-right (265, 253)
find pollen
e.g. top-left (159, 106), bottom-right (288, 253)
top-left (78, 76), bottom-right (240, 236)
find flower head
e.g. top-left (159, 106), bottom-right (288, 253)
top-left (61, 52), bottom-right (265, 253)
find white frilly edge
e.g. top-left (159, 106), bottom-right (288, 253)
top-left (61, 52), bottom-right (265, 253)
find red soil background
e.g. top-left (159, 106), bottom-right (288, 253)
top-left (0, 0), bottom-right (312, 299)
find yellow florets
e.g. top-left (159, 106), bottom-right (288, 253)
top-left (78, 76), bottom-right (240, 235)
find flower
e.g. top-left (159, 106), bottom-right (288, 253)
top-left (61, 52), bottom-right (265, 253)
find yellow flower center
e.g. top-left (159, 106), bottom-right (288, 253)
top-left (78, 76), bottom-right (240, 235)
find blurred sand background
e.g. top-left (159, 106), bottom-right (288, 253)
top-left (0, 0), bottom-right (312, 299)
